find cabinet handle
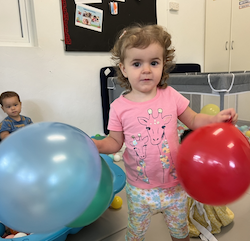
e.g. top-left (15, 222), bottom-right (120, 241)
top-left (225, 41), bottom-right (228, 50)
top-left (231, 41), bottom-right (234, 50)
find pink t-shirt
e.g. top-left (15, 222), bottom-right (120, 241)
top-left (108, 87), bottom-right (189, 189)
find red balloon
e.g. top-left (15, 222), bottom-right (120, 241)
top-left (176, 122), bottom-right (250, 205)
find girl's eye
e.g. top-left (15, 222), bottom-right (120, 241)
top-left (133, 62), bottom-right (141, 67)
top-left (151, 61), bottom-right (159, 66)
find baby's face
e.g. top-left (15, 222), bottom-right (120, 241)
top-left (1, 96), bottom-right (22, 120)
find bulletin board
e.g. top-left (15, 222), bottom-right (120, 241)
top-left (61, 0), bottom-right (157, 52)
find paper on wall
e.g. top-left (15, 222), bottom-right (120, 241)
top-left (74, 0), bottom-right (102, 4)
top-left (75, 4), bottom-right (103, 32)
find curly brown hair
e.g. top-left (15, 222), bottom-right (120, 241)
top-left (0, 91), bottom-right (21, 106)
top-left (111, 24), bottom-right (175, 91)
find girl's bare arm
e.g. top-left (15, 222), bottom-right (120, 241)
top-left (179, 106), bottom-right (238, 130)
top-left (92, 130), bottom-right (124, 154)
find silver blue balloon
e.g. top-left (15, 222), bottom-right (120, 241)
top-left (0, 122), bottom-right (101, 233)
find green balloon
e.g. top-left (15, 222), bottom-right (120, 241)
top-left (67, 156), bottom-right (113, 227)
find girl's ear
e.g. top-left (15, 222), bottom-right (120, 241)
top-left (119, 63), bottom-right (128, 78)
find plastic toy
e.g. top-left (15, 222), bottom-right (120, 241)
top-left (93, 134), bottom-right (106, 140)
top-left (200, 104), bottom-right (220, 115)
top-left (9, 229), bottom-right (18, 235)
top-left (245, 130), bottom-right (250, 137)
top-left (238, 125), bottom-right (249, 132)
top-left (4, 234), bottom-right (15, 239)
top-left (113, 153), bottom-right (121, 162)
top-left (108, 154), bottom-right (114, 159)
top-left (13, 233), bottom-right (27, 238)
top-left (110, 196), bottom-right (123, 209)
top-left (0, 223), bottom-right (5, 237)
top-left (0, 154), bottom-right (126, 241)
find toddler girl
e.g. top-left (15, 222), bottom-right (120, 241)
top-left (93, 24), bottom-right (238, 241)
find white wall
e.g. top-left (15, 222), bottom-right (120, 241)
top-left (166, 0), bottom-right (205, 69)
top-left (0, 0), bottom-right (205, 136)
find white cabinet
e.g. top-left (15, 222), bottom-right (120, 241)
top-left (229, 0), bottom-right (250, 72)
top-left (205, 0), bottom-right (250, 72)
top-left (204, 0), bottom-right (250, 122)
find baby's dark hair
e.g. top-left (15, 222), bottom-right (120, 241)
top-left (0, 91), bottom-right (20, 106)
top-left (111, 24), bottom-right (175, 91)
top-left (180, 129), bottom-right (193, 143)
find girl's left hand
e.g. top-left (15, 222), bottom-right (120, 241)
top-left (214, 108), bottom-right (238, 125)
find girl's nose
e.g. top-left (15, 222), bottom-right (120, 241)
top-left (142, 64), bottom-right (151, 73)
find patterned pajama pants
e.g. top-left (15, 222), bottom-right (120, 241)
top-left (125, 182), bottom-right (189, 241)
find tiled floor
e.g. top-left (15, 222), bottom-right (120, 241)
top-left (67, 160), bottom-right (250, 241)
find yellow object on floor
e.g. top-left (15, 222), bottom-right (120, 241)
top-left (187, 196), bottom-right (234, 239)
top-left (110, 196), bottom-right (123, 209)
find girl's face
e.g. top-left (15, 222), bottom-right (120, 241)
top-left (119, 42), bottom-right (164, 101)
